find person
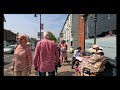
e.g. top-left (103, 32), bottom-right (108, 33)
top-left (105, 31), bottom-right (116, 37)
top-left (55, 46), bottom-right (61, 76)
top-left (60, 40), bottom-right (67, 66)
top-left (33, 31), bottom-right (59, 76)
top-left (78, 44), bottom-right (106, 76)
top-left (12, 34), bottom-right (32, 76)
top-left (52, 40), bottom-right (61, 76)
top-left (71, 47), bottom-right (82, 69)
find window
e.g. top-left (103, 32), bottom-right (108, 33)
top-left (71, 41), bottom-right (73, 46)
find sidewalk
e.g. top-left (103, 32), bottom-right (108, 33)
top-left (30, 52), bottom-right (77, 76)
top-left (4, 53), bottom-right (77, 76)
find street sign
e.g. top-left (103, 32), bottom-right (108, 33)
top-left (40, 23), bottom-right (44, 30)
top-left (38, 32), bottom-right (43, 39)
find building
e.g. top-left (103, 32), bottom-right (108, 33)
top-left (4, 29), bottom-right (17, 47)
top-left (84, 14), bottom-right (116, 59)
top-left (60, 14), bottom-right (116, 55)
top-left (60, 14), bottom-right (81, 52)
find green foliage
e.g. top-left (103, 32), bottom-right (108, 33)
top-left (49, 33), bottom-right (57, 42)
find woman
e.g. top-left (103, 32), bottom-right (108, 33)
top-left (12, 34), bottom-right (32, 76)
top-left (60, 40), bottom-right (67, 66)
top-left (78, 44), bottom-right (105, 76)
top-left (55, 46), bottom-right (61, 76)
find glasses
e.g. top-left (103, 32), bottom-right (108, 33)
top-left (17, 38), bottom-right (23, 40)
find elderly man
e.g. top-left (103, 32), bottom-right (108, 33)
top-left (33, 31), bottom-right (59, 76)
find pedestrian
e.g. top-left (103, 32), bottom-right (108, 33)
top-left (71, 47), bottom-right (82, 69)
top-left (60, 40), bottom-right (67, 66)
top-left (55, 46), bottom-right (61, 76)
top-left (33, 31), bottom-right (59, 76)
top-left (52, 40), bottom-right (61, 76)
top-left (12, 34), bottom-right (32, 76)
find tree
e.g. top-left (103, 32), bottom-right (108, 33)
top-left (49, 33), bottom-right (57, 42)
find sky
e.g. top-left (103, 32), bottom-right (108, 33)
top-left (4, 14), bottom-right (68, 40)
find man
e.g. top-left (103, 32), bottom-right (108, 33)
top-left (71, 47), bottom-right (82, 69)
top-left (33, 31), bottom-right (59, 76)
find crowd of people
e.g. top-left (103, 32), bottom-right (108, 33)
top-left (12, 31), bottom-right (68, 76)
top-left (12, 31), bottom-right (107, 76)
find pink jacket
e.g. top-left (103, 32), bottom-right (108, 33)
top-left (33, 39), bottom-right (59, 72)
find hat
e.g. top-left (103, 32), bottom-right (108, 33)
top-left (89, 44), bottom-right (103, 53)
top-left (89, 48), bottom-right (96, 53)
top-left (92, 44), bottom-right (99, 49)
top-left (99, 47), bottom-right (103, 50)
top-left (96, 50), bottom-right (103, 53)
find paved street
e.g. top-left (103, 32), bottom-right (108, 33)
top-left (4, 51), bottom-right (77, 76)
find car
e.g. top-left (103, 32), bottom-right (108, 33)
top-left (4, 44), bottom-right (17, 54)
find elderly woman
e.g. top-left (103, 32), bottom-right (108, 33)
top-left (77, 44), bottom-right (106, 76)
top-left (12, 34), bottom-right (32, 76)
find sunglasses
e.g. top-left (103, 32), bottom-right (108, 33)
top-left (17, 38), bottom-right (23, 40)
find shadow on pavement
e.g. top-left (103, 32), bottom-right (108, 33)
top-left (58, 71), bottom-right (75, 76)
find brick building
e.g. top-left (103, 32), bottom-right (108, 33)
top-left (4, 29), bottom-right (17, 46)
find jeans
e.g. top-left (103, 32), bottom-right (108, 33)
top-left (72, 57), bottom-right (76, 67)
top-left (39, 70), bottom-right (55, 76)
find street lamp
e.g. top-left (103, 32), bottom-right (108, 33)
top-left (60, 32), bottom-right (63, 37)
top-left (34, 14), bottom-right (41, 41)
top-left (94, 14), bottom-right (97, 44)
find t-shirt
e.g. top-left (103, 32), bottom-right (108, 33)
top-left (73, 50), bottom-right (81, 57)
top-left (60, 44), bottom-right (67, 53)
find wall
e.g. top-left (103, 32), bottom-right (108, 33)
top-left (79, 15), bottom-right (85, 52)
top-left (71, 14), bottom-right (80, 50)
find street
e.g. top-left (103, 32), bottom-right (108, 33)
top-left (4, 51), bottom-right (35, 76)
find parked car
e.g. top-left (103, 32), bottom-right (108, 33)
top-left (4, 44), bottom-right (17, 54)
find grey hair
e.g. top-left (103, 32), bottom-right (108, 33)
top-left (43, 31), bottom-right (52, 39)
top-left (18, 33), bottom-right (28, 43)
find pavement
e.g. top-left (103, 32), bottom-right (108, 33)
top-left (4, 52), bottom-right (77, 76)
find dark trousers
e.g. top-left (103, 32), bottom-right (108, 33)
top-left (72, 57), bottom-right (76, 67)
top-left (39, 70), bottom-right (55, 76)
top-left (55, 66), bottom-right (58, 73)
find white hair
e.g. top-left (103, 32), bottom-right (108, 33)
top-left (43, 31), bottom-right (52, 39)
top-left (18, 33), bottom-right (28, 43)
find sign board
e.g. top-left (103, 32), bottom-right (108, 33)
top-left (85, 36), bottom-right (116, 59)
top-left (40, 23), bottom-right (44, 30)
top-left (38, 32), bottom-right (43, 39)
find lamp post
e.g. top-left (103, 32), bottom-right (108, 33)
top-left (94, 14), bottom-right (97, 44)
top-left (34, 14), bottom-right (41, 41)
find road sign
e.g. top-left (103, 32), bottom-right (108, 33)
top-left (40, 23), bottom-right (44, 30)
top-left (38, 32), bottom-right (43, 39)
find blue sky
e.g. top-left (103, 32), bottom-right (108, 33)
top-left (4, 14), bottom-right (68, 40)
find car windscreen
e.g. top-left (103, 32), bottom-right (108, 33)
top-left (5, 45), bottom-right (14, 48)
